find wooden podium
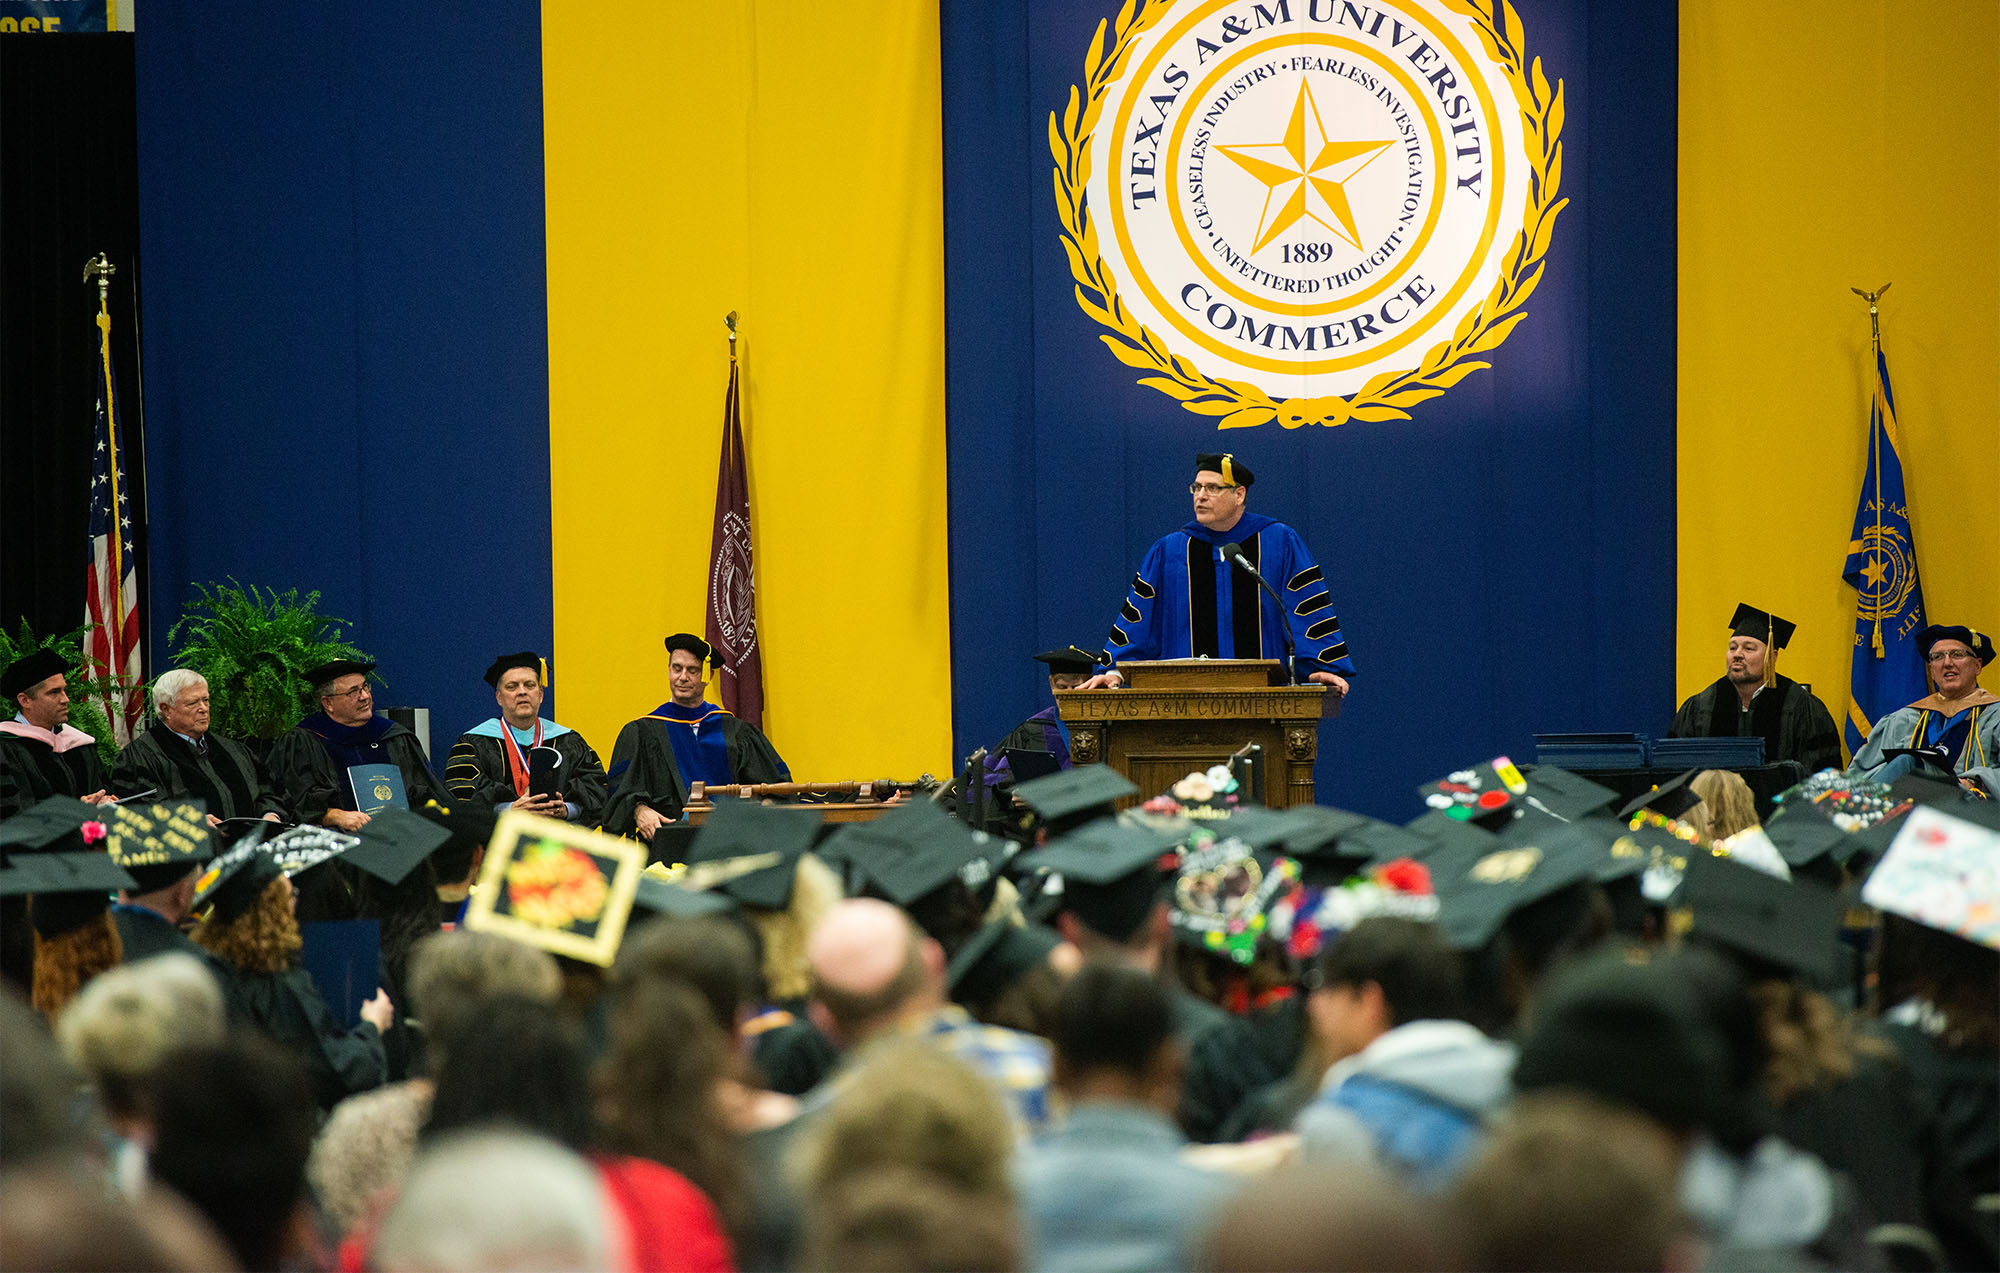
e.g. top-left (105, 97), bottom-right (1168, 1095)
top-left (1054, 660), bottom-right (1335, 809)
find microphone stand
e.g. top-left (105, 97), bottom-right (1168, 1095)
top-left (1221, 543), bottom-right (1297, 685)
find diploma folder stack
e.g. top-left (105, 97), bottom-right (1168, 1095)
top-left (1532, 733), bottom-right (1649, 770)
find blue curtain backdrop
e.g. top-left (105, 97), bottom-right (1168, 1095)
top-left (132, 2), bottom-right (552, 751)
top-left (942, 0), bottom-right (1679, 819)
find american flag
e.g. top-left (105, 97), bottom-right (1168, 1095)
top-left (85, 306), bottom-right (142, 743)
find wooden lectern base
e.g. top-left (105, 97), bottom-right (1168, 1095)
top-left (1056, 659), bottom-right (1334, 808)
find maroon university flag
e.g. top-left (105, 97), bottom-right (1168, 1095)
top-left (705, 358), bottom-right (764, 726)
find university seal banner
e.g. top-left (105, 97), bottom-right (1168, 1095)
top-left (1053, 0), bottom-right (1564, 428)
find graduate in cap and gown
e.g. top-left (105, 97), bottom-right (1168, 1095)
top-left (444, 652), bottom-right (609, 825)
top-left (1084, 454), bottom-right (1354, 692)
top-left (0, 648), bottom-right (112, 818)
top-left (982, 645), bottom-right (1095, 793)
top-left (1848, 624), bottom-right (2000, 796)
top-left (1668, 603), bottom-right (1843, 775)
top-left (266, 659), bottom-right (446, 832)
top-left (603, 633), bottom-right (790, 840)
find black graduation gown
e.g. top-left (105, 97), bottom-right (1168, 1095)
top-left (1668, 675), bottom-right (1844, 774)
top-left (111, 903), bottom-right (216, 966)
top-left (265, 719), bottom-right (445, 824)
top-left (443, 726), bottom-right (610, 826)
top-left (602, 713), bottom-right (790, 831)
top-left (0, 728), bottom-right (107, 817)
top-left (108, 726), bottom-right (290, 820)
top-left (213, 962), bottom-right (387, 1110)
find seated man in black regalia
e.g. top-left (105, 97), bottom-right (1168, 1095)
top-left (110, 669), bottom-right (291, 827)
top-left (602, 633), bottom-right (789, 842)
top-left (265, 659), bottom-right (445, 832)
top-left (443, 652), bottom-right (608, 824)
top-left (1667, 603), bottom-right (1842, 774)
top-left (0, 648), bottom-right (113, 817)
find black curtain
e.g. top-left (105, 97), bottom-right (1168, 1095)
top-left (0, 34), bottom-right (147, 652)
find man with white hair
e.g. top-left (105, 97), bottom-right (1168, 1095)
top-left (374, 1128), bottom-right (614, 1273)
top-left (108, 668), bottom-right (290, 828)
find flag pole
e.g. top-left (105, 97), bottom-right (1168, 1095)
top-left (1849, 283), bottom-right (1890, 657)
top-left (726, 309), bottom-right (739, 363)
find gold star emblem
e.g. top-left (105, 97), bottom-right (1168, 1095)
top-left (1216, 80), bottom-right (1394, 253)
top-left (1861, 556), bottom-right (1888, 589)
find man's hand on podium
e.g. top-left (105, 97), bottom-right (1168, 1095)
top-left (1308, 671), bottom-right (1349, 695)
top-left (1077, 671), bottom-right (1125, 690)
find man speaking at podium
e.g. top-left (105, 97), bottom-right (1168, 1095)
top-left (1079, 454), bottom-right (1354, 693)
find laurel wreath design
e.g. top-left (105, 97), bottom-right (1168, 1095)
top-left (1050, 0), bottom-right (1568, 429)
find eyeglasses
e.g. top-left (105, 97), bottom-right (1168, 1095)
top-left (321, 684), bottom-right (373, 701)
top-left (1189, 482), bottom-right (1241, 496)
top-left (1926, 649), bottom-right (1978, 664)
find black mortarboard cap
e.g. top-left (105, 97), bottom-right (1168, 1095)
top-left (1, 795), bottom-right (98, 857)
top-left (1761, 812), bottom-right (1854, 870)
top-left (632, 870), bottom-right (740, 920)
top-left (336, 808), bottom-right (451, 885)
top-left (1616, 770), bottom-right (1704, 822)
top-left (1201, 804), bottom-right (1297, 854)
top-left (1013, 819), bottom-right (1181, 942)
top-left (28, 850), bottom-right (136, 938)
top-left (302, 658), bottom-right (375, 690)
top-left (682, 798), bottom-right (823, 909)
top-left (948, 919), bottom-right (1062, 1005)
top-left (1032, 646), bottom-right (1100, 675)
top-left (416, 798), bottom-right (499, 881)
top-left (483, 652), bottom-right (544, 687)
top-left (101, 801), bottom-right (214, 893)
top-left (1682, 850), bottom-right (1845, 985)
top-left (1428, 818), bottom-right (1605, 950)
top-left (1404, 808), bottom-right (1502, 858)
top-left (663, 633), bottom-right (714, 664)
top-left (1518, 765), bottom-right (1621, 823)
top-left (1418, 756), bottom-right (1530, 828)
top-left (190, 830), bottom-right (283, 924)
top-left (1012, 764), bottom-right (1135, 834)
top-left (1342, 817), bottom-right (1436, 867)
top-left (1267, 804), bottom-right (1375, 886)
top-left (1728, 604), bottom-right (1796, 651)
top-left (825, 801), bottom-right (992, 908)
top-left (1194, 452), bottom-right (1254, 486)
top-left (1, 648), bottom-right (70, 701)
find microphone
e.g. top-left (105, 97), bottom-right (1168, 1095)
top-left (1218, 543), bottom-right (1297, 684)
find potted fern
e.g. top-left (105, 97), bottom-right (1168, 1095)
top-left (166, 580), bottom-right (374, 746)
top-left (0, 619), bottom-right (126, 765)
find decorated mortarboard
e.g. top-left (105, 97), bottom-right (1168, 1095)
top-left (826, 800), bottom-right (995, 908)
top-left (1681, 850), bottom-right (1845, 985)
top-left (1427, 817), bottom-right (1605, 951)
top-left (632, 863), bottom-right (741, 920)
top-left (1728, 603), bottom-right (1797, 651)
top-left (1142, 765), bottom-right (1250, 823)
top-left (0, 801), bottom-right (140, 927)
top-left (1609, 818), bottom-right (1694, 904)
top-left (678, 798), bottom-right (823, 910)
top-left (1861, 805), bottom-right (2000, 951)
top-left (1517, 765), bottom-right (1621, 823)
top-left (1194, 451), bottom-right (1254, 486)
top-left (663, 632), bottom-right (714, 664)
top-left (1914, 624), bottom-right (1995, 667)
top-left (1032, 645), bottom-right (1100, 675)
top-left (1418, 756), bottom-right (1529, 827)
top-left (1709, 827), bottom-right (1791, 881)
top-left (191, 825), bottom-right (284, 924)
top-left (1269, 856), bottom-right (1438, 965)
top-left (1012, 764), bottom-right (1136, 832)
top-left (100, 801), bottom-right (213, 893)
top-left (482, 651), bottom-right (544, 687)
top-left (1169, 835), bottom-right (1301, 966)
top-left (1, 647), bottom-right (70, 700)
top-left (264, 825), bottom-right (359, 877)
top-left (302, 658), bottom-right (376, 688)
top-left (948, 918), bottom-right (1062, 1005)
top-left (338, 808), bottom-right (452, 885)
top-left (1615, 770), bottom-right (1704, 823)
top-left (463, 809), bottom-right (645, 967)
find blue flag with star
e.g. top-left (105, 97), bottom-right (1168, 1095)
top-left (1841, 349), bottom-right (1927, 756)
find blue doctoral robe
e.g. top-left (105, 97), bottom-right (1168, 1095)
top-left (1102, 513), bottom-right (1354, 676)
